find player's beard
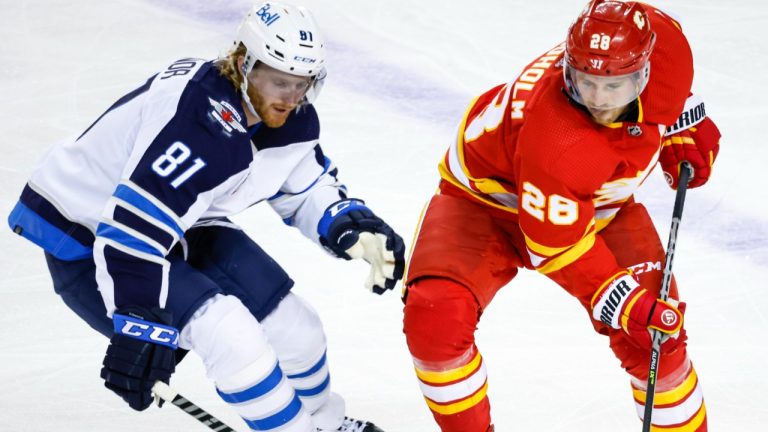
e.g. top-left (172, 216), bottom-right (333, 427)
top-left (247, 86), bottom-right (296, 128)
top-left (587, 105), bottom-right (625, 126)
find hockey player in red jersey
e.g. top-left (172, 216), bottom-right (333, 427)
top-left (402, 1), bottom-right (720, 431)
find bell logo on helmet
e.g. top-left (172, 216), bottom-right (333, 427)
top-left (255, 3), bottom-right (281, 26)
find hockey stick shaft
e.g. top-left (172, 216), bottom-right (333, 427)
top-left (641, 161), bottom-right (692, 432)
top-left (152, 381), bottom-right (238, 432)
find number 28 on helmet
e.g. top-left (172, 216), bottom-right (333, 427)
top-left (563, 0), bottom-right (656, 115)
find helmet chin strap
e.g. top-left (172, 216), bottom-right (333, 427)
top-left (239, 63), bottom-right (261, 121)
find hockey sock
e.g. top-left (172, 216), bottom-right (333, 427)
top-left (182, 295), bottom-right (314, 431)
top-left (632, 360), bottom-right (707, 431)
top-left (414, 349), bottom-right (492, 432)
top-left (404, 278), bottom-right (492, 432)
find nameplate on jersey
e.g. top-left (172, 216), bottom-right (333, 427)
top-left (208, 97), bottom-right (247, 136)
top-left (113, 313), bottom-right (179, 349)
top-left (664, 94), bottom-right (706, 136)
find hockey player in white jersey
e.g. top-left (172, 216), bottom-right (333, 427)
top-left (7, 2), bottom-right (403, 432)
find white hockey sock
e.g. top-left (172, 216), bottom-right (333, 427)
top-left (632, 359), bottom-right (706, 430)
top-left (261, 293), bottom-right (338, 421)
top-left (181, 294), bottom-right (314, 432)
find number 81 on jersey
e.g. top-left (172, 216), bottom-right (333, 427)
top-left (151, 141), bottom-right (207, 189)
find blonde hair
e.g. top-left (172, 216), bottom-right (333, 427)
top-left (215, 43), bottom-right (248, 90)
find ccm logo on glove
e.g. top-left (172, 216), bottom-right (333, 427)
top-left (318, 199), bottom-right (405, 294)
top-left (113, 313), bottom-right (179, 349)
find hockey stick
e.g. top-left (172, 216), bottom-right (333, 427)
top-left (152, 381), bottom-right (238, 432)
top-left (641, 161), bottom-right (692, 432)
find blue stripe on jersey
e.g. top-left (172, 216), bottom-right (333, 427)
top-left (217, 363), bottom-right (283, 403)
top-left (78, 75), bottom-right (155, 141)
top-left (7, 201), bottom-right (93, 261)
top-left (294, 374), bottom-right (330, 397)
top-left (113, 205), bottom-right (175, 251)
top-left (243, 394), bottom-right (303, 431)
top-left (287, 351), bottom-right (327, 379)
top-left (18, 184), bottom-right (95, 247)
top-left (113, 184), bottom-right (184, 238)
top-left (96, 223), bottom-right (163, 257)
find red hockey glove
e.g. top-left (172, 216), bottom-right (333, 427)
top-left (591, 272), bottom-right (686, 351)
top-left (659, 95), bottom-right (721, 189)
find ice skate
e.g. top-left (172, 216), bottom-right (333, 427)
top-left (318, 416), bottom-right (384, 432)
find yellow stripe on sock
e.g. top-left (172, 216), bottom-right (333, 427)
top-left (424, 381), bottom-right (489, 415)
top-left (415, 351), bottom-right (482, 384)
top-left (634, 368), bottom-right (698, 406)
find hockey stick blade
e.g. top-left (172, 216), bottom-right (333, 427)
top-left (152, 381), bottom-right (238, 432)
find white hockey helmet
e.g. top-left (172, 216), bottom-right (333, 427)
top-left (238, 3), bottom-right (325, 72)
top-left (235, 1), bottom-right (327, 112)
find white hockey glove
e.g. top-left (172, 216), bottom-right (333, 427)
top-left (318, 199), bottom-right (405, 294)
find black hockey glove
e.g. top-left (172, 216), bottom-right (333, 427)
top-left (101, 306), bottom-right (178, 411)
top-left (318, 199), bottom-right (405, 294)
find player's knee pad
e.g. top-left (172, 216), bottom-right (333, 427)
top-left (403, 277), bottom-right (480, 362)
top-left (182, 294), bottom-right (314, 431)
top-left (404, 279), bottom-right (491, 430)
top-left (180, 293), bottom-right (274, 379)
top-left (261, 293), bottom-right (330, 413)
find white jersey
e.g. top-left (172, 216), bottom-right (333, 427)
top-left (9, 58), bottom-right (347, 312)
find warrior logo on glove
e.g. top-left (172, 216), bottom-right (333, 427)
top-left (660, 94), bottom-right (722, 189)
top-left (591, 271), bottom-right (684, 350)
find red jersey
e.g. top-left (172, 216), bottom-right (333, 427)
top-left (438, 6), bottom-right (693, 294)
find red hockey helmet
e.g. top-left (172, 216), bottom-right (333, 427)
top-left (563, 0), bottom-right (656, 114)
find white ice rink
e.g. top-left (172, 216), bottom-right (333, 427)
top-left (1, 0), bottom-right (767, 430)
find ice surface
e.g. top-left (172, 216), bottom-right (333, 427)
top-left (1, 0), bottom-right (766, 430)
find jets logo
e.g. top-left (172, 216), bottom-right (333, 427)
top-left (208, 98), bottom-right (246, 135)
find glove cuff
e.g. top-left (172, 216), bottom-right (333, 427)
top-left (113, 309), bottom-right (179, 350)
top-left (317, 198), bottom-right (367, 239)
top-left (665, 94), bottom-right (706, 136)
top-left (591, 271), bottom-right (641, 329)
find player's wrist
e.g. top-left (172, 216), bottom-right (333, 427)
top-left (112, 306), bottom-right (178, 350)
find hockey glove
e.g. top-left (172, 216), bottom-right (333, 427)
top-left (591, 272), bottom-right (686, 351)
top-left (318, 199), bottom-right (406, 294)
top-left (101, 306), bottom-right (178, 411)
top-left (660, 95), bottom-right (721, 189)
